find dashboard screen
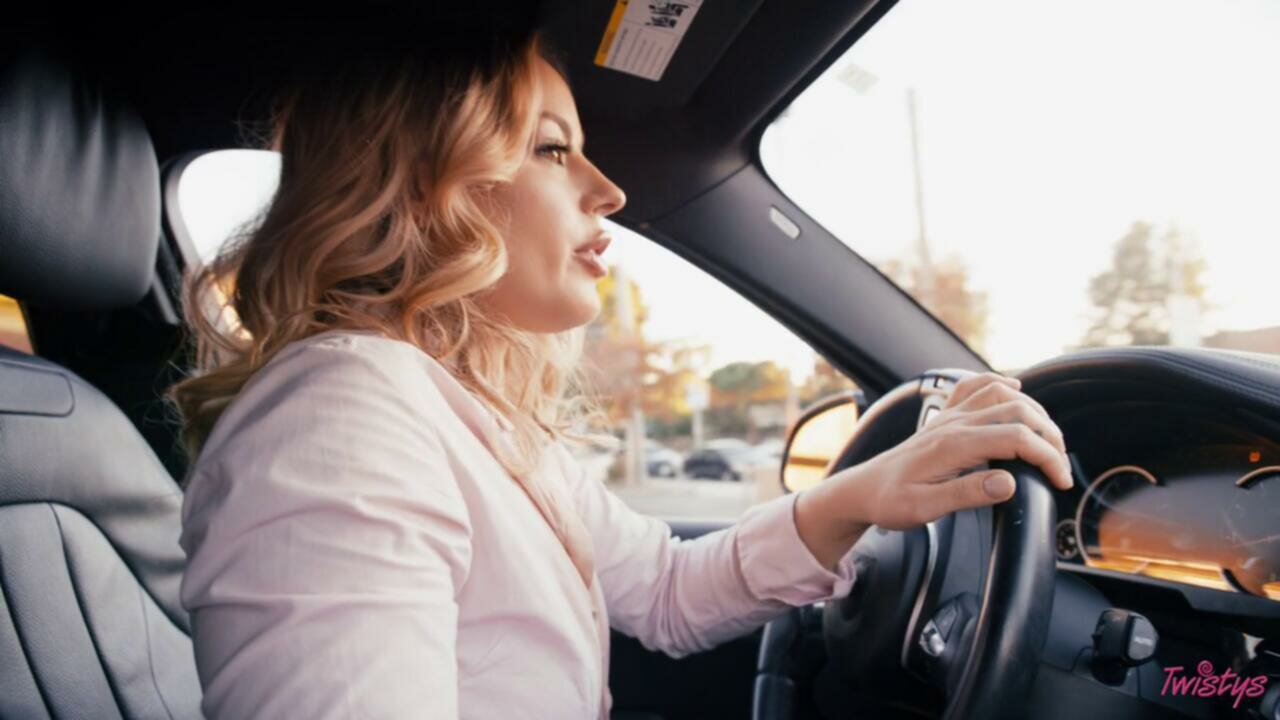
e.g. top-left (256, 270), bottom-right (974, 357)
top-left (1071, 446), bottom-right (1279, 601)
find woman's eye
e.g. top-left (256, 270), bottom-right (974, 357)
top-left (536, 143), bottom-right (570, 166)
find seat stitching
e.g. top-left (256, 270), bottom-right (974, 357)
top-left (0, 533), bottom-right (56, 719)
top-left (49, 504), bottom-right (128, 719)
top-left (137, 585), bottom-right (177, 720)
top-left (0, 499), bottom-right (190, 635)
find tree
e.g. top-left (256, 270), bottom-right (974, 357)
top-left (706, 360), bottom-right (792, 440)
top-left (581, 265), bottom-right (712, 425)
top-left (1079, 221), bottom-right (1208, 349)
top-left (706, 361), bottom-right (791, 407)
top-left (582, 270), bottom-right (646, 424)
top-left (593, 271), bottom-right (648, 336)
top-left (637, 343), bottom-right (712, 421)
top-left (798, 354), bottom-right (858, 407)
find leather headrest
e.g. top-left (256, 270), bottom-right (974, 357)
top-left (0, 45), bottom-right (160, 309)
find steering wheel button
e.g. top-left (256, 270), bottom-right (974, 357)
top-left (919, 620), bottom-right (946, 657)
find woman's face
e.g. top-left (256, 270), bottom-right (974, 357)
top-left (478, 56), bottom-right (627, 333)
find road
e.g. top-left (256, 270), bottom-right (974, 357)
top-left (609, 477), bottom-right (759, 519)
top-left (575, 451), bottom-right (788, 520)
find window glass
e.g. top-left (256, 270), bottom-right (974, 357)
top-left (177, 150), bottom-right (281, 264)
top-left (172, 150), bottom-right (859, 520)
top-left (578, 224), bottom-right (857, 519)
top-left (172, 150), bottom-right (281, 335)
top-left (0, 294), bottom-right (32, 354)
top-left (761, 0), bottom-right (1280, 371)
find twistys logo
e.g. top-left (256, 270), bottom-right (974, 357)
top-left (1160, 660), bottom-right (1268, 709)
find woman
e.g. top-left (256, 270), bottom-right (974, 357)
top-left (171, 25), bottom-right (1072, 720)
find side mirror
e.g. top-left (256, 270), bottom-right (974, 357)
top-left (781, 390), bottom-right (864, 493)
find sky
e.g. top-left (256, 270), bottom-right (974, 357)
top-left (756, 0), bottom-right (1280, 370)
top-left (180, 0), bottom-right (1280, 381)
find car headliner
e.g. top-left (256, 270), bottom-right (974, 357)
top-left (16, 1), bottom-right (887, 222)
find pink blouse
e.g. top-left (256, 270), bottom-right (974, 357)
top-left (179, 330), bottom-right (858, 719)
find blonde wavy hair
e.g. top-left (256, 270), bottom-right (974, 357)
top-left (168, 29), bottom-right (611, 483)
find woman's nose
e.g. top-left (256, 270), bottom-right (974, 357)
top-left (585, 160), bottom-right (626, 217)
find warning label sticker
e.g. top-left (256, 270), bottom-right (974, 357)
top-left (594, 0), bottom-right (703, 82)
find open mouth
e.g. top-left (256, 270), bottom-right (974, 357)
top-left (574, 247), bottom-right (607, 278)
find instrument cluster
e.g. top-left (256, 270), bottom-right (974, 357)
top-left (1052, 444), bottom-right (1280, 601)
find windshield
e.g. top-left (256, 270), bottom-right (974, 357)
top-left (761, 0), bottom-right (1280, 371)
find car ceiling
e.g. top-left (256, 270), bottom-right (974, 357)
top-left (13, 0), bottom-right (888, 222)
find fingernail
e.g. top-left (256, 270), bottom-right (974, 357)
top-left (984, 472), bottom-right (1015, 498)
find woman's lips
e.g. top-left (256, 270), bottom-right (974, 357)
top-left (573, 248), bottom-right (607, 278)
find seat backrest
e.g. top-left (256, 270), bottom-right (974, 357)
top-left (0, 45), bottom-right (203, 719)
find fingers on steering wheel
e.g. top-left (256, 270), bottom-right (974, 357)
top-left (947, 372), bottom-right (1020, 409)
top-left (963, 423), bottom-right (1074, 491)
top-left (963, 400), bottom-right (1067, 456)
top-left (958, 379), bottom-right (1055, 426)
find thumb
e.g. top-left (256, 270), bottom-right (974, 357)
top-left (979, 470), bottom-right (1016, 501)
top-left (914, 469), bottom-right (1017, 523)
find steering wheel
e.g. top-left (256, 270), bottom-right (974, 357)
top-left (753, 370), bottom-right (1057, 720)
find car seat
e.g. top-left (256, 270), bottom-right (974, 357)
top-left (0, 45), bottom-right (204, 719)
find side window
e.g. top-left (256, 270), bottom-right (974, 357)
top-left (580, 224), bottom-right (858, 520)
top-left (0, 294), bottom-right (32, 354)
top-left (174, 150), bottom-right (281, 265)
top-left (169, 150), bottom-right (282, 333)
top-left (170, 150), bottom-right (861, 520)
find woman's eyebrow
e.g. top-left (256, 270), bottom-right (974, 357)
top-left (539, 111), bottom-right (582, 149)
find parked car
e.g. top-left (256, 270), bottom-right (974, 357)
top-left (682, 438), bottom-right (764, 481)
top-left (644, 440), bottom-right (682, 478)
top-left (751, 437), bottom-right (786, 465)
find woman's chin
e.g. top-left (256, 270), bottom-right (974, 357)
top-left (566, 303), bottom-right (601, 330)
top-left (559, 294), bottom-right (602, 330)
top-left (517, 300), bottom-right (599, 334)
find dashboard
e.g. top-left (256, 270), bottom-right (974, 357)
top-left (1019, 346), bottom-right (1280, 619)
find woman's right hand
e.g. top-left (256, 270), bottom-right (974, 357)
top-left (830, 372), bottom-right (1074, 533)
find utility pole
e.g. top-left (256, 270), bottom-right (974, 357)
top-left (613, 262), bottom-right (647, 485)
top-left (907, 87), bottom-right (935, 308)
top-left (686, 376), bottom-right (708, 449)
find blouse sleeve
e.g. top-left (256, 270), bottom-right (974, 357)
top-left (179, 337), bottom-right (472, 720)
top-left (558, 445), bottom-right (858, 659)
